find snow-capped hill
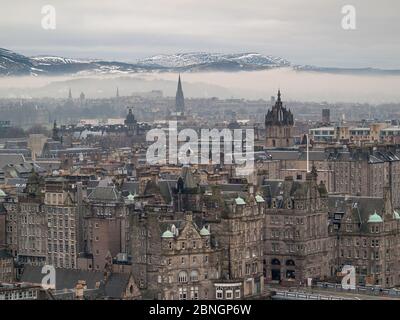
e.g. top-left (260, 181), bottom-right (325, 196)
top-left (1, 47), bottom-right (399, 76)
top-left (31, 56), bottom-right (86, 65)
top-left (137, 52), bottom-right (291, 69)
top-left (0, 48), bottom-right (39, 75)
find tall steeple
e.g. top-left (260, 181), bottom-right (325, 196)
top-left (68, 88), bottom-right (72, 100)
top-left (175, 74), bottom-right (185, 115)
top-left (116, 87), bottom-right (119, 98)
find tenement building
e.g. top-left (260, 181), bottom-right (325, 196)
top-left (129, 168), bottom-right (265, 300)
top-left (329, 188), bottom-right (400, 287)
top-left (261, 167), bottom-right (333, 284)
top-left (203, 185), bottom-right (265, 298)
top-left (15, 170), bottom-right (47, 266)
top-left (79, 183), bottom-right (130, 271)
top-left (44, 177), bottom-right (80, 269)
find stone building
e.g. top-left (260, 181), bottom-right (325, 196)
top-left (79, 184), bottom-right (129, 271)
top-left (328, 188), bottom-right (400, 288)
top-left (15, 170), bottom-right (47, 266)
top-left (261, 167), bottom-right (333, 284)
top-left (44, 177), bottom-right (80, 269)
top-left (264, 145), bottom-right (400, 209)
top-left (0, 192), bottom-right (6, 248)
top-left (203, 186), bottom-right (265, 298)
top-left (0, 249), bottom-right (14, 282)
top-left (129, 172), bottom-right (266, 300)
top-left (265, 90), bottom-right (294, 148)
top-left (158, 213), bottom-right (220, 300)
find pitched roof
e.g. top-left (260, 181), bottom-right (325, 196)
top-left (0, 153), bottom-right (25, 170)
top-left (104, 273), bottom-right (132, 299)
top-left (21, 265), bottom-right (104, 290)
top-left (88, 186), bottom-right (121, 202)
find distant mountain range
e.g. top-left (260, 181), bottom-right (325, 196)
top-left (1, 47), bottom-right (400, 76)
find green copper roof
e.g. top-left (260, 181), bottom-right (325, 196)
top-left (126, 192), bottom-right (135, 201)
top-left (394, 210), bottom-right (400, 220)
top-left (162, 230), bottom-right (174, 238)
top-left (0, 189), bottom-right (6, 197)
top-left (255, 195), bottom-right (265, 203)
top-left (235, 196), bottom-right (246, 205)
top-left (368, 211), bottom-right (383, 223)
top-left (199, 226), bottom-right (210, 236)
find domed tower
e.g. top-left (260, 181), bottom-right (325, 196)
top-left (265, 90), bottom-right (294, 148)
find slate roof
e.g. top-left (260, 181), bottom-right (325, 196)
top-left (327, 195), bottom-right (384, 231)
top-left (88, 186), bottom-right (121, 202)
top-left (120, 181), bottom-right (139, 196)
top-left (21, 265), bottom-right (105, 290)
top-left (103, 273), bottom-right (131, 299)
top-left (0, 154), bottom-right (25, 170)
top-left (20, 266), bottom-right (133, 299)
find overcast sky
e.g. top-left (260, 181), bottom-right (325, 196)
top-left (1, 0), bottom-right (400, 68)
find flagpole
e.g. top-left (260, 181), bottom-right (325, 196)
top-left (306, 134), bottom-right (310, 173)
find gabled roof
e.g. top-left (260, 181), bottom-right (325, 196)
top-left (104, 273), bottom-right (132, 299)
top-left (0, 153), bottom-right (25, 169)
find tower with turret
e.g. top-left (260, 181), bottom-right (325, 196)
top-left (265, 90), bottom-right (294, 148)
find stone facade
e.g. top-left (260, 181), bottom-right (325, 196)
top-left (262, 169), bottom-right (333, 284)
top-left (265, 90), bottom-right (294, 148)
top-left (81, 185), bottom-right (129, 271)
top-left (44, 177), bottom-right (79, 269)
top-left (329, 189), bottom-right (400, 287)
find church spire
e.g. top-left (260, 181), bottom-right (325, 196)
top-left (116, 87), bottom-right (119, 98)
top-left (175, 74), bottom-right (185, 115)
top-left (68, 88), bottom-right (72, 100)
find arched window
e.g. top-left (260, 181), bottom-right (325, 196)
top-left (286, 259), bottom-right (295, 266)
top-left (178, 271), bottom-right (188, 283)
top-left (271, 258), bottom-right (281, 266)
top-left (190, 270), bottom-right (199, 282)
